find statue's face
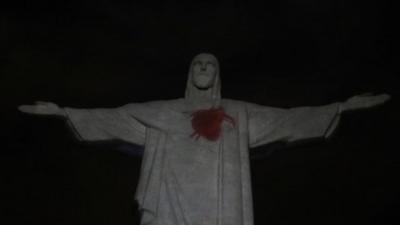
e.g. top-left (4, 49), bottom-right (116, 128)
top-left (191, 54), bottom-right (217, 89)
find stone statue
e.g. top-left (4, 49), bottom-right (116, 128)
top-left (19, 53), bottom-right (390, 225)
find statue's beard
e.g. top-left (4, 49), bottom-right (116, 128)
top-left (193, 76), bottom-right (215, 90)
top-left (194, 85), bottom-right (211, 90)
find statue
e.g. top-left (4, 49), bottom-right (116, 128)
top-left (18, 53), bottom-right (390, 225)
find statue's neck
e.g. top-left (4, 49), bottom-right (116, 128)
top-left (185, 88), bottom-right (218, 110)
top-left (195, 89), bottom-right (213, 98)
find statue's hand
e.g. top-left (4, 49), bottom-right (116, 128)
top-left (18, 101), bottom-right (66, 117)
top-left (340, 93), bottom-right (391, 112)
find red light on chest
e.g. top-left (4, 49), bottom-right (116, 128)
top-left (190, 107), bottom-right (235, 141)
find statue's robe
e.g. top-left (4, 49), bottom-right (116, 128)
top-left (65, 98), bottom-right (341, 225)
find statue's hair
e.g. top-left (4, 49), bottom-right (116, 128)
top-left (185, 53), bottom-right (221, 107)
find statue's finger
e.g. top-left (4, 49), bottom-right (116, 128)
top-left (372, 94), bottom-right (389, 103)
top-left (18, 105), bottom-right (37, 113)
top-left (380, 93), bottom-right (391, 102)
top-left (369, 94), bottom-right (390, 107)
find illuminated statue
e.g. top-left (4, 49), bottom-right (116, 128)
top-left (19, 53), bottom-right (390, 225)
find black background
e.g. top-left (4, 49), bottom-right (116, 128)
top-left (1, 0), bottom-right (399, 224)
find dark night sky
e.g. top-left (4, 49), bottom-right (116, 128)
top-left (1, 0), bottom-right (399, 225)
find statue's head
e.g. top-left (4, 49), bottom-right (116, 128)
top-left (185, 53), bottom-right (221, 104)
top-left (191, 53), bottom-right (218, 89)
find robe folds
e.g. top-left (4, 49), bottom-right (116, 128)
top-left (65, 98), bottom-right (341, 225)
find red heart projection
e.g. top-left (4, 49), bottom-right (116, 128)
top-left (190, 107), bottom-right (235, 141)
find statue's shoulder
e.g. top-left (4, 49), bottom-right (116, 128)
top-left (222, 98), bottom-right (282, 111)
top-left (221, 98), bottom-right (249, 109)
top-left (123, 98), bottom-right (185, 110)
top-left (145, 98), bottom-right (184, 108)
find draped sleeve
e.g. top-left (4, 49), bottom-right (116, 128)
top-left (247, 102), bottom-right (341, 148)
top-left (64, 105), bottom-right (146, 146)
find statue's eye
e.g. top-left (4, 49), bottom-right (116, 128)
top-left (206, 62), bottom-right (215, 67)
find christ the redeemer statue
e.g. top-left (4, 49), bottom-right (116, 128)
top-left (19, 53), bottom-right (390, 225)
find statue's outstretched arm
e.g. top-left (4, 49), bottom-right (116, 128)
top-left (248, 102), bottom-right (341, 148)
top-left (18, 101), bottom-right (146, 146)
top-left (248, 93), bottom-right (390, 148)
